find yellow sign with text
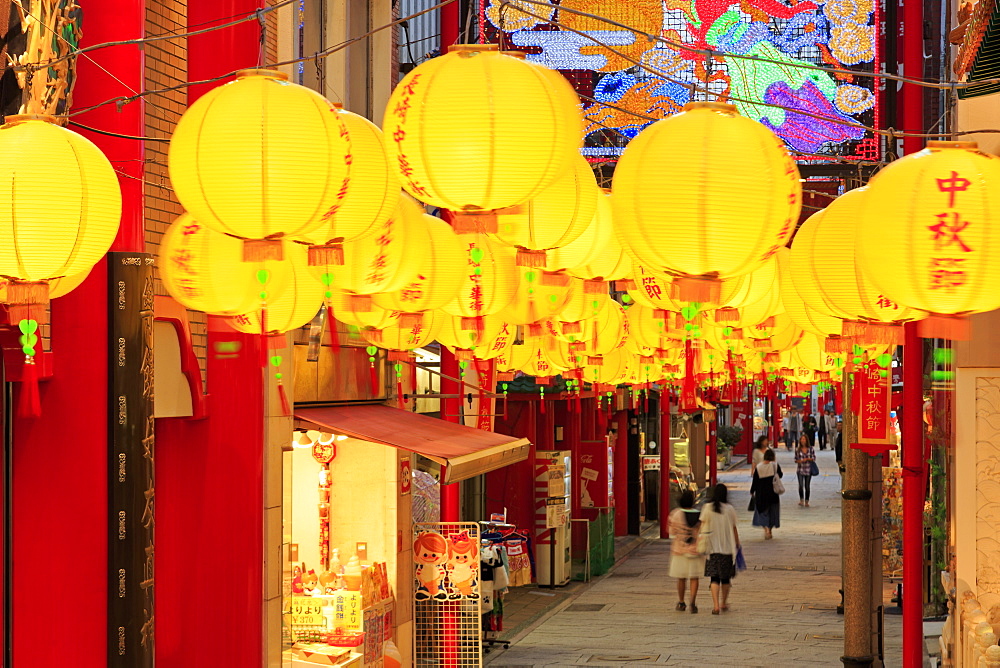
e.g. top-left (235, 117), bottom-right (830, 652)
top-left (333, 591), bottom-right (363, 631)
top-left (289, 596), bottom-right (325, 626)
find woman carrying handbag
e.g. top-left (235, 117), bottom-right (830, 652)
top-left (751, 448), bottom-right (783, 539)
top-left (699, 484), bottom-right (740, 615)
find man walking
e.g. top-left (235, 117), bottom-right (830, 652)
top-left (818, 408), bottom-right (828, 450)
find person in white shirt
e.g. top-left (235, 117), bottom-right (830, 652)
top-left (699, 484), bottom-right (741, 615)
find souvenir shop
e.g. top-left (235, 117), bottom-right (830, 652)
top-left (281, 404), bottom-right (529, 667)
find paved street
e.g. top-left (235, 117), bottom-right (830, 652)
top-left (486, 447), bottom-right (903, 667)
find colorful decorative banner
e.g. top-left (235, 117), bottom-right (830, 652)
top-left (852, 359), bottom-right (895, 456)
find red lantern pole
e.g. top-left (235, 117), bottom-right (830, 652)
top-left (900, 0), bottom-right (924, 654)
top-left (440, 348), bottom-right (461, 521)
top-left (902, 323), bottom-right (924, 666)
top-left (659, 389), bottom-right (671, 539)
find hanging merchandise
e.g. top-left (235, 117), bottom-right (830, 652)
top-left (858, 141), bottom-right (1000, 338)
top-left (383, 45), bottom-right (583, 219)
top-left (169, 70), bottom-right (351, 258)
top-left (160, 214), bottom-right (293, 316)
top-left (301, 105), bottom-right (399, 265)
top-left (612, 102), bottom-right (801, 302)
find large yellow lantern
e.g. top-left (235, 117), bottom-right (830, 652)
top-left (169, 70), bottom-right (351, 255)
top-left (436, 315), bottom-right (515, 359)
top-left (361, 310), bottom-right (442, 352)
top-left (303, 105), bottom-right (400, 262)
top-left (0, 115), bottom-right (121, 282)
top-left (319, 195), bottom-right (426, 295)
top-left (441, 234), bottom-right (519, 318)
top-left (491, 157), bottom-right (598, 265)
top-left (327, 291), bottom-right (396, 329)
top-left (612, 102), bottom-right (800, 301)
top-left (382, 45), bottom-right (582, 214)
top-left (500, 269), bottom-right (574, 325)
top-left (547, 193), bottom-right (632, 284)
top-left (372, 214), bottom-right (465, 315)
top-left (858, 141), bottom-right (1000, 335)
top-left (160, 215), bottom-right (292, 315)
top-left (228, 244), bottom-right (324, 334)
top-left (792, 188), bottom-right (923, 339)
top-left (625, 263), bottom-right (680, 311)
top-left (625, 303), bottom-right (676, 352)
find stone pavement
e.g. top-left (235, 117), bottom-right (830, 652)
top-left (486, 447), bottom-right (904, 667)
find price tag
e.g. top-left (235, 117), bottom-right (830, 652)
top-left (289, 596), bottom-right (325, 626)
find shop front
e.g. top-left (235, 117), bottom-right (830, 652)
top-left (280, 404), bottom-right (529, 666)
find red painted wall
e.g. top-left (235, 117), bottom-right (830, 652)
top-left (486, 399), bottom-right (537, 535)
top-left (9, 0), bottom-right (149, 662)
top-left (155, 2), bottom-right (266, 665)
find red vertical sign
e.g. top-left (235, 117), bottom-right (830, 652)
top-left (852, 360), bottom-right (895, 455)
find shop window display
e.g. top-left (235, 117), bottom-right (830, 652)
top-left (282, 430), bottom-right (403, 667)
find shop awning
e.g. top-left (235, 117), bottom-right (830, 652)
top-left (294, 404), bottom-right (531, 484)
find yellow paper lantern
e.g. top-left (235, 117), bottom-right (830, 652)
top-left (0, 115), bottom-right (121, 281)
top-left (361, 310), bottom-right (442, 351)
top-left (792, 188), bottom-right (924, 328)
top-left (858, 141), bottom-right (1000, 326)
top-left (382, 45), bottom-right (582, 212)
top-left (319, 194), bottom-right (426, 295)
top-left (161, 214), bottom-right (292, 315)
top-left (327, 291), bottom-right (396, 329)
top-left (792, 333), bottom-right (841, 372)
top-left (612, 102), bottom-right (800, 301)
top-left (0, 271), bottom-right (93, 302)
top-left (546, 193), bottom-right (632, 282)
top-left (775, 247), bottom-right (843, 338)
top-left (303, 105), bottom-right (400, 253)
top-left (441, 235), bottom-right (519, 318)
top-left (501, 269), bottom-right (575, 325)
top-left (372, 214), bottom-right (465, 313)
top-left (745, 312), bottom-right (803, 353)
top-left (436, 314), bottom-right (515, 359)
top-left (547, 296), bottom-right (628, 357)
top-left (491, 157), bottom-right (598, 265)
top-left (228, 244), bottom-right (324, 334)
top-left (625, 263), bottom-right (680, 311)
top-left (169, 69), bottom-right (351, 247)
top-left (580, 349), bottom-right (632, 385)
top-left (625, 303), bottom-right (676, 352)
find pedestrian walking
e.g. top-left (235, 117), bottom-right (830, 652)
top-left (834, 420), bottom-right (844, 470)
top-left (669, 490), bottom-right (705, 614)
top-left (794, 435), bottom-right (816, 507)
top-left (781, 411), bottom-right (791, 450)
top-left (817, 409), bottom-right (828, 450)
top-left (699, 483), bottom-right (740, 615)
top-left (803, 414), bottom-right (817, 447)
top-left (750, 435), bottom-right (770, 475)
top-left (751, 448), bottom-right (783, 539)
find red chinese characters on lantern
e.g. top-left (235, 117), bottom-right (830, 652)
top-left (855, 360), bottom-right (890, 444)
top-left (389, 74), bottom-right (429, 198)
top-left (928, 171), bottom-right (974, 292)
top-left (366, 219), bottom-right (394, 285)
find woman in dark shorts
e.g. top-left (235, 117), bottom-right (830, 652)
top-left (699, 483), bottom-right (741, 615)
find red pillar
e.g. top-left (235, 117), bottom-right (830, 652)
top-left (440, 0), bottom-right (460, 49)
top-left (440, 348), bottom-right (461, 521)
top-left (659, 391), bottom-right (671, 539)
top-left (613, 410), bottom-right (629, 536)
top-left (900, 0), bottom-right (924, 654)
top-left (156, 3), bottom-right (266, 666)
top-left (708, 418), bottom-right (718, 488)
top-left (902, 323), bottom-right (924, 666)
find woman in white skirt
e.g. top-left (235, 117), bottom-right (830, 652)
top-left (669, 490), bottom-right (705, 613)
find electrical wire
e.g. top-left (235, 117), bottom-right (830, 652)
top-left (68, 121), bottom-right (170, 142)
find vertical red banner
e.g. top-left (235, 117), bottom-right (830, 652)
top-left (852, 360), bottom-right (895, 456)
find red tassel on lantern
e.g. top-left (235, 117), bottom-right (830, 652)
top-left (277, 380), bottom-right (292, 416)
top-left (370, 363), bottom-right (379, 396)
top-left (327, 305), bottom-right (341, 353)
top-left (18, 357), bottom-right (41, 418)
top-left (397, 378), bottom-right (405, 409)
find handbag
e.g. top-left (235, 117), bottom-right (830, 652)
top-left (696, 512), bottom-right (712, 555)
top-left (810, 460), bottom-right (820, 477)
top-left (771, 465), bottom-right (786, 495)
top-left (735, 545), bottom-right (747, 571)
